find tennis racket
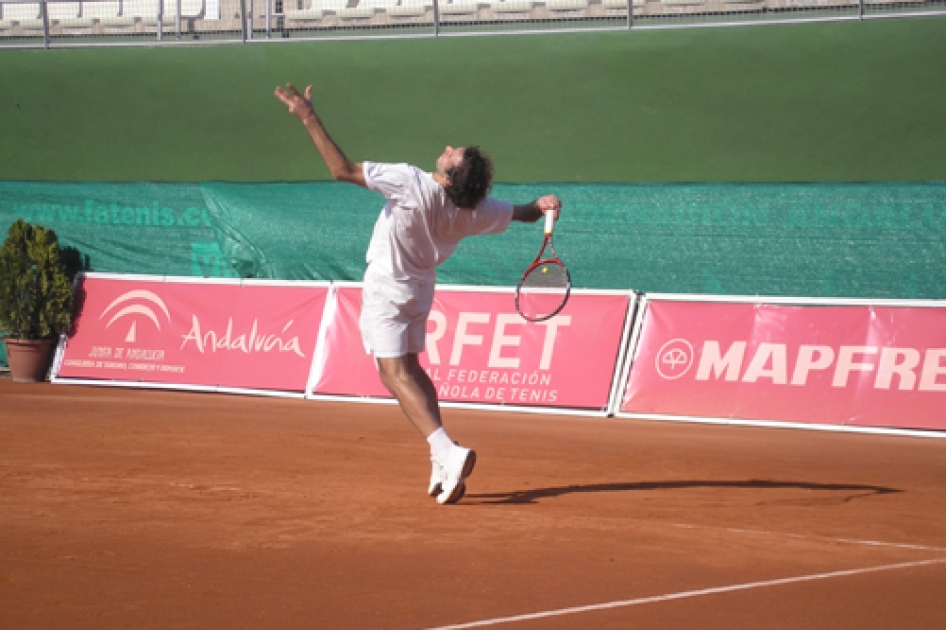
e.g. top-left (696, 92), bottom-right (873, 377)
top-left (515, 210), bottom-right (571, 322)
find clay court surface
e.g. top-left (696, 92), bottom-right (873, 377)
top-left (2, 380), bottom-right (945, 629)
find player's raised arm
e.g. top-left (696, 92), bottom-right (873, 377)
top-left (274, 83), bottom-right (366, 188)
top-left (513, 195), bottom-right (561, 223)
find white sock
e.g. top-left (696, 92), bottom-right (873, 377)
top-left (427, 427), bottom-right (454, 464)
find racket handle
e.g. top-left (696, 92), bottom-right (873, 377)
top-left (544, 210), bottom-right (555, 235)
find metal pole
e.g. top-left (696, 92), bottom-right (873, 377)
top-left (239, 0), bottom-right (247, 42)
top-left (266, 0), bottom-right (272, 39)
top-left (248, 0), bottom-right (254, 39)
top-left (157, 0), bottom-right (163, 41)
top-left (176, 0), bottom-right (182, 39)
top-left (627, 0), bottom-right (633, 29)
top-left (859, 0), bottom-right (865, 20)
top-left (433, 0), bottom-right (440, 36)
top-left (41, 0), bottom-right (50, 48)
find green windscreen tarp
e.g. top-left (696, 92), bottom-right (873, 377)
top-left (3, 179), bottom-right (944, 295)
top-left (2, 179), bottom-right (945, 367)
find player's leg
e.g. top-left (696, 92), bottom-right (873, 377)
top-left (374, 354), bottom-right (460, 500)
top-left (406, 358), bottom-right (460, 498)
top-left (376, 354), bottom-right (441, 438)
top-left (360, 271), bottom-right (475, 503)
top-left (376, 355), bottom-right (475, 504)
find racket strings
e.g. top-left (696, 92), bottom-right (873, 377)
top-left (520, 262), bottom-right (569, 290)
top-left (516, 260), bottom-right (571, 322)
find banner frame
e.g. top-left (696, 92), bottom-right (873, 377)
top-left (47, 377), bottom-right (310, 399)
top-left (614, 411), bottom-right (946, 440)
top-left (615, 293), bottom-right (946, 438)
top-left (50, 272), bottom-right (332, 399)
top-left (608, 293), bottom-right (651, 416)
top-left (604, 291), bottom-right (641, 415)
top-left (305, 283), bottom-right (639, 418)
top-left (54, 271), bottom-right (335, 290)
top-left (644, 293), bottom-right (946, 308)
top-left (306, 393), bottom-right (625, 418)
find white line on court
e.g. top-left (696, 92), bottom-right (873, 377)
top-left (670, 523), bottom-right (946, 553)
top-left (422, 558), bottom-right (946, 630)
top-left (832, 538), bottom-right (946, 552)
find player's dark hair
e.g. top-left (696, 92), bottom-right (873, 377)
top-left (444, 146), bottom-right (493, 209)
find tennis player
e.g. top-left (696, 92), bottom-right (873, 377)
top-left (275, 83), bottom-right (561, 505)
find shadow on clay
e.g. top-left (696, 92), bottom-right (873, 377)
top-left (465, 479), bottom-right (902, 506)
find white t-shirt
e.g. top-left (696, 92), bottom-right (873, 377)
top-left (362, 161), bottom-right (513, 283)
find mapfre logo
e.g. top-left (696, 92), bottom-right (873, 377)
top-left (100, 290), bottom-right (172, 344)
top-left (656, 338), bottom-right (694, 380)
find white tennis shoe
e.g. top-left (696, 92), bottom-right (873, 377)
top-left (436, 444), bottom-right (476, 505)
top-left (428, 456), bottom-right (443, 497)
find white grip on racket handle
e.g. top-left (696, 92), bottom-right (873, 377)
top-left (544, 210), bottom-right (555, 235)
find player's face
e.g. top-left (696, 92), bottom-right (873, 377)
top-left (436, 146), bottom-right (465, 177)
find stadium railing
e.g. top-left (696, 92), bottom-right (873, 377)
top-left (0, 0), bottom-right (944, 47)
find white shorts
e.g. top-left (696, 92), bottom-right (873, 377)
top-left (359, 265), bottom-right (436, 358)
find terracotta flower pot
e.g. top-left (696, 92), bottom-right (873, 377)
top-left (3, 338), bottom-right (57, 383)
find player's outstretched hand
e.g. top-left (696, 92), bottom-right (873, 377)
top-left (536, 195), bottom-right (562, 221)
top-left (274, 83), bottom-right (316, 123)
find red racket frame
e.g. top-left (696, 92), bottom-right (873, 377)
top-left (515, 213), bottom-right (572, 322)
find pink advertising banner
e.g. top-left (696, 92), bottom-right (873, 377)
top-left (56, 275), bottom-right (328, 393)
top-left (621, 300), bottom-right (946, 431)
top-left (311, 286), bottom-right (633, 411)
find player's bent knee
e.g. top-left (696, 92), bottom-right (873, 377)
top-left (376, 357), bottom-right (413, 393)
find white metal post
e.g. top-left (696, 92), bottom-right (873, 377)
top-left (266, 0), bottom-right (272, 38)
top-left (41, 0), bottom-right (50, 48)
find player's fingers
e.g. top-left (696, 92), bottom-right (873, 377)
top-left (287, 83), bottom-right (301, 97)
top-left (304, 85), bottom-right (313, 101)
top-left (543, 196), bottom-right (561, 220)
top-left (539, 195), bottom-right (560, 215)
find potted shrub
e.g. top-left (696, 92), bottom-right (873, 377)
top-left (0, 219), bottom-right (75, 382)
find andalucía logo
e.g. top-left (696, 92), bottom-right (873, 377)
top-left (656, 338), bottom-right (694, 380)
top-left (97, 285), bottom-right (307, 357)
top-left (100, 290), bottom-right (172, 344)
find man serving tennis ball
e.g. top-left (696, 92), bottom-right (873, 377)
top-left (275, 83), bottom-right (561, 505)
